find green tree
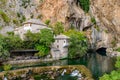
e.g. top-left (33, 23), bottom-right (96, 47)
top-left (35, 45), bottom-right (49, 57)
top-left (4, 33), bottom-right (23, 50)
top-left (25, 29), bottom-right (54, 57)
top-left (25, 31), bottom-right (40, 49)
top-left (53, 22), bottom-right (64, 35)
top-left (0, 34), bottom-right (9, 59)
top-left (64, 30), bottom-right (88, 58)
top-left (39, 29), bottom-right (54, 47)
top-left (79, 0), bottom-right (90, 13)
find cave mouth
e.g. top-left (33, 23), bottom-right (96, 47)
top-left (96, 47), bottom-right (107, 56)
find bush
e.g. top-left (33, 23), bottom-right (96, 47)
top-left (0, 34), bottom-right (10, 59)
top-left (0, 10), bottom-right (10, 23)
top-left (53, 22), bottom-right (64, 35)
top-left (13, 19), bottom-right (19, 25)
top-left (4, 34), bottom-right (23, 50)
top-left (115, 57), bottom-right (120, 68)
top-left (17, 12), bottom-right (21, 18)
top-left (35, 45), bottom-right (49, 57)
top-left (78, 0), bottom-right (90, 13)
top-left (25, 29), bottom-right (54, 57)
top-left (45, 19), bottom-right (51, 25)
top-left (3, 64), bottom-right (12, 71)
top-left (91, 17), bottom-right (96, 24)
top-left (116, 47), bottom-right (120, 52)
top-left (37, 14), bottom-right (42, 19)
top-left (34, 75), bottom-right (41, 80)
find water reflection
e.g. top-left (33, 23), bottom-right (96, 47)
top-left (87, 53), bottom-right (115, 79)
top-left (11, 53), bottom-right (115, 79)
top-left (56, 53), bottom-right (115, 79)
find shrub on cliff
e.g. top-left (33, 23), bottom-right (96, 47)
top-left (78, 0), bottom-right (90, 13)
top-left (53, 22), bottom-right (64, 35)
top-left (0, 10), bottom-right (10, 23)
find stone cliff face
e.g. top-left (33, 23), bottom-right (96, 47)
top-left (90, 0), bottom-right (120, 48)
top-left (39, 0), bottom-right (120, 49)
top-left (0, 0), bottom-right (120, 49)
top-left (0, 0), bottom-right (41, 34)
top-left (38, 0), bottom-right (91, 30)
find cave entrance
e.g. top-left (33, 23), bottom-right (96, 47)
top-left (96, 47), bottom-right (107, 56)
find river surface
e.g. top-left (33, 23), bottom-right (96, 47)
top-left (0, 53), bottom-right (115, 80)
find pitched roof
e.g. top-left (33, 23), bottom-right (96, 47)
top-left (55, 34), bottom-right (70, 39)
top-left (23, 19), bottom-right (46, 25)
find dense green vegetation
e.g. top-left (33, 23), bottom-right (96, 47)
top-left (3, 64), bottom-right (12, 71)
top-left (24, 29), bottom-right (54, 57)
top-left (99, 57), bottom-right (120, 80)
top-left (35, 29), bottom-right (54, 57)
top-left (64, 30), bottom-right (88, 58)
top-left (53, 22), bottom-right (64, 35)
top-left (78, 0), bottom-right (90, 13)
top-left (0, 29), bottom-right (54, 58)
top-left (0, 34), bottom-right (9, 59)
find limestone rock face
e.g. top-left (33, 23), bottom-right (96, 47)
top-left (39, 0), bottom-right (120, 48)
top-left (38, 0), bottom-right (91, 30)
top-left (90, 0), bottom-right (120, 48)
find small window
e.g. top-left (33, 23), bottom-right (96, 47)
top-left (57, 45), bottom-right (59, 48)
top-left (64, 40), bottom-right (66, 43)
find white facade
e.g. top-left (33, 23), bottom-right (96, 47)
top-left (14, 19), bottom-right (51, 40)
top-left (51, 35), bottom-right (69, 59)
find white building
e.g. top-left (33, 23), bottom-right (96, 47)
top-left (51, 35), bottom-right (70, 59)
top-left (14, 19), bottom-right (51, 40)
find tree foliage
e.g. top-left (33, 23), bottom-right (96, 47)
top-left (53, 22), bottom-right (64, 35)
top-left (25, 29), bottom-right (54, 57)
top-left (64, 30), bottom-right (88, 58)
top-left (5, 32), bottom-right (23, 50)
top-left (35, 45), bottom-right (49, 57)
top-left (0, 28), bottom-right (54, 58)
top-left (39, 29), bottom-right (54, 46)
top-left (78, 0), bottom-right (90, 13)
top-left (3, 64), bottom-right (12, 71)
top-left (115, 57), bottom-right (120, 68)
top-left (0, 34), bottom-right (9, 59)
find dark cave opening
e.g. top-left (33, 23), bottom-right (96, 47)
top-left (96, 47), bottom-right (107, 56)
